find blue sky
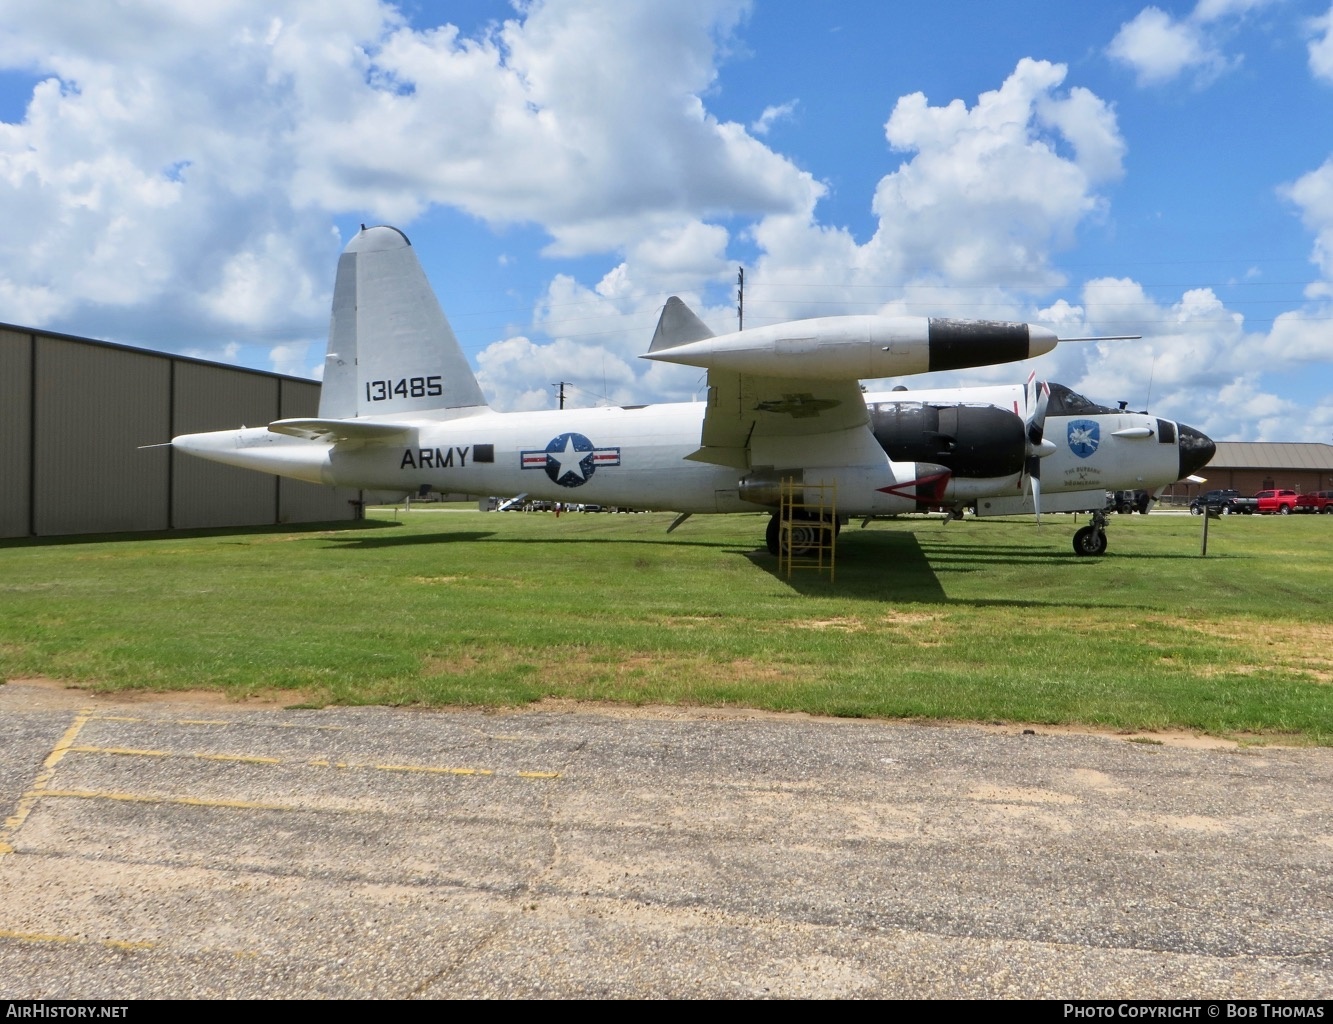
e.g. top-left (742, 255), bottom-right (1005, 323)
top-left (1, 0), bottom-right (1331, 441)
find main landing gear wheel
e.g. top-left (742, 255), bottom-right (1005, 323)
top-left (1073, 524), bottom-right (1108, 557)
top-left (766, 512), bottom-right (837, 557)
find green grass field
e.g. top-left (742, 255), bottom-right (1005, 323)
top-left (2, 507), bottom-right (1330, 743)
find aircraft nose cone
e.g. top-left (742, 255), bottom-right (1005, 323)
top-left (1177, 422), bottom-right (1215, 479)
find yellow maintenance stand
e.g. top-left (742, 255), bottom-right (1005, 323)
top-left (778, 478), bottom-right (838, 581)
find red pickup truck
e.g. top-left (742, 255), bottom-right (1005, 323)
top-left (1255, 489), bottom-right (1299, 514)
top-left (1295, 490), bottom-right (1333, 514)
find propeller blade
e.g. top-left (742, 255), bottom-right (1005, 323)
top-left (1021, 374), bottom-right (1052, 523)
top-left (1025, 372), bottom-right (1050, 447)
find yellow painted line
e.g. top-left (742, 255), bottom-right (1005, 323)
top-left (15, 740), bottom-right (558, 811)
top-left (92, 715), bottom-right (232, 727)
top-left (0, 928), bottom-right (76, 945)
top-left (70, 745), bottom-right (169, 758)
top-left (1, 710), bottom-right (92, 858)
top-left (41, 789), bottom-right (306, 812)
top-left (0, 927), bottom-right (158, 953)
top-left (67, 746), bottom-right (555, 778)
top-left (102, 938), bottom-right (158, 951)
top-left (70, 745), bottom-right (277, 765)
top-left (374, 763), bottom-right (494, 776)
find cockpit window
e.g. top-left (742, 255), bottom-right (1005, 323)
top-left (1046, 382), bottom-right (1118, 417)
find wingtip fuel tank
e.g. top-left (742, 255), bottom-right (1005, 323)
top-left (640, 315), bottom-right (1059, 380)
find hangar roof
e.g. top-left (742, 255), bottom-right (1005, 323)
top-left (1211, 442), bottom-right (1333, 471)
top-left (0, 320), bottom-right (317, 385)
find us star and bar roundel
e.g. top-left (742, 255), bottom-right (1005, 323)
top-left (520, 432), bottom-right (622, 487)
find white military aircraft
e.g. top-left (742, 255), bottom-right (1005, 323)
top-left (173, 225), bottom-right (1214, 557)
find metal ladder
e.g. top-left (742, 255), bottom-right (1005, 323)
top-left (778, 477), bottom-right (837, 581)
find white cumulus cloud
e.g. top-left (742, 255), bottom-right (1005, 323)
top-left (750, 100), bottom-right (796, 135)
top-left (1106, 0), bottom-right (1277, 86)
top-left (1310, 5), bottom-right (1333, 83)
top-left (0, 0), bottom-right (818, 363)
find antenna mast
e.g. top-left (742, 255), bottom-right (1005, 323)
top-left (737, 267), bottom-right (744, 331)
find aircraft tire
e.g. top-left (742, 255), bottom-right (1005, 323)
top-left (1072, 525), bottom-right (1108, 557)
top-left (785, 522), bottom-right (821, 558)
top-left (768, 512), bottom-right (837, 557)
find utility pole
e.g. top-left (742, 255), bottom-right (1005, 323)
top-left (554, 382), bottom-right (571, 409)
top-left (737, 267), bottom-right (744, 331)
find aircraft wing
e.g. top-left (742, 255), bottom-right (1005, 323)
top-left (686, 371), bottom-right (869, 469)
top-left (645, 296), bottom-right (1061, 472)
top-left (268, 418), bottom-right (416, 443)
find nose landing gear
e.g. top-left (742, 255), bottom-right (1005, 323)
top-left (1072, 510), bottom-right (1109, 557)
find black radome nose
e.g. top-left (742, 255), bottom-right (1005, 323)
top-left (1177, 422), bottom-right (1216, 479)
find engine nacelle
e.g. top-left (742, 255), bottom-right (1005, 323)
top-left (868, 402), bottom-right (1025, 479)
top-left (738, 461), bottom-right (950, 516)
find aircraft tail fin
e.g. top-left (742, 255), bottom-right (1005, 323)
top-left (648, 296), bottom-right (715, 353)
top-left (319, 225), bottom-right (489, 420)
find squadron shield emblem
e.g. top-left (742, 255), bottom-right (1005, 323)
top-left (1067, 419), bottom-right (1101, 459)
top-left (520, 432), bottom-right (621, 487)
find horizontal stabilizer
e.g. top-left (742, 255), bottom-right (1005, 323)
top-left (268, 418), bottom-right (416, 443)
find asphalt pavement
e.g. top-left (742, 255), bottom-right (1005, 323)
top-left (1, 679), bottom-right (1329, 999)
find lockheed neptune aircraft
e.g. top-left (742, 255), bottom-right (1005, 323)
top-left (173, 225), bottom-right (1215, 557)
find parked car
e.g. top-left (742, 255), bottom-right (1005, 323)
top-left (1189, 489), bottom-right (1248, 515)
top-left (1254, 489), bottom-right (1299, 515)
top-left (1106, 489), bottom-right (1152, 514)
top-left (1294, 490), bottom-right (1333, 514)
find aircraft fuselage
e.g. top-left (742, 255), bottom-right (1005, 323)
top-left (174, 386), bottom-right (1206, 518)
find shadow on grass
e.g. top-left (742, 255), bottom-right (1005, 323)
top-left (324, 530), bottom-right (498, 548)
top-left (743, 530), bottom-right (950, 602)
top-left (743, 530), bottom-right (1205, 609)
top-left (324, 532), bottom-right (736, 550)
top-left (920, 543), bottom-right (1224, 562)
top-left (0, 518), bottom-right (398, 549)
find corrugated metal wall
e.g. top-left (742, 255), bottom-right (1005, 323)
top-left (0, 329), bottom-right (32, 538)
top-left (171, 362), bottom-right (282, 530)
top-left (1, 326), bottom-right (358, 538)
top-left (33, 336), bottom-right (172, 535)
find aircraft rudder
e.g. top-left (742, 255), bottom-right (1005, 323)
top-left (319, 225), bottom-right (489, 420)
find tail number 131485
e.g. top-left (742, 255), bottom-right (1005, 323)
top-left (366, 376), bottom-right (443, 401)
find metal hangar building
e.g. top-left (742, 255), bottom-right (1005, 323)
top-left (1, 323), bottom-right (360, 539)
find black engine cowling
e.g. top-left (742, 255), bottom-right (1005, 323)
top-left (867, 402), bottom-right (1026, 479)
